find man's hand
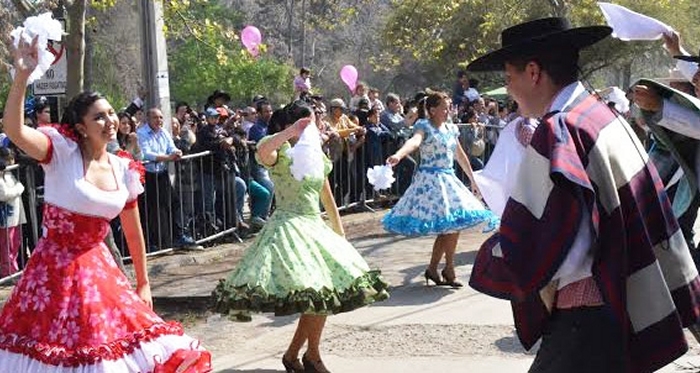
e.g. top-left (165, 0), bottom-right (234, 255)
top-left (663, 31), bottom-right (683, 57)
top-left (169, 149), bottom-right (183, 161)
top-left (633, 85), bottom-right (663, 113)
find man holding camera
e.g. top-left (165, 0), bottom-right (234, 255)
top-left (193, 108), bottom-right (248, 233)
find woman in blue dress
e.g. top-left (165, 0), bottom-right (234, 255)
top-left (383, 91), bottom-right (497, 287)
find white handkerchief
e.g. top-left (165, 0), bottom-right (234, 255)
top-left (10, 12), bottom-right (64, 85)
top-left (598, 2), bottom-right (672, 41)
top-left (286, 123), bottom-right (326, 181)
top-left (366, 165), bottom-right (395, 191)
top-left (473, 117), bottom-right (533, 217)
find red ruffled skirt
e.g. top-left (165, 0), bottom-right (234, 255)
top-left (0, 204), bottom-right (211, 372)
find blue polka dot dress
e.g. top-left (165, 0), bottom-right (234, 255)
top-left (382, 119), bottom-right (498, 236)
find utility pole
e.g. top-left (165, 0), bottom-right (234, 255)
top-left (139, 0), bottom-right (172, 130)
top-left (287, 0), bottom-right (295, 59)
top-left (300, 0), bottom-right (306, 67)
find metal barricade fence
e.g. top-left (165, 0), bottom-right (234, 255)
top-left (112, 150), bottom-right (243, 259)
top-left (0, 123), bottom-right (504, 284)
top-left (0, 150), bottom-right (245, 285)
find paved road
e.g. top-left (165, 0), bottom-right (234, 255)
top-left (145, 212), bottom-right (700, 373)
top-left (2, 210), bottom-right (700, 372)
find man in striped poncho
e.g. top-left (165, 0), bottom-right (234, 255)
top-left (467, 17), bottom-right (700, 372)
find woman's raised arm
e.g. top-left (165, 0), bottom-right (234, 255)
top-left (3, 36), bottom-right (51, 161)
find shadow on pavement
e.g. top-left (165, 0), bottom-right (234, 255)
top-left (455, 250), bottom-right (478, 266)
top-left (150, 267), bottom-right (232, 290)
top-left (494, 333), bottom-right (538, 355)
top-left (258, 314), bottom-right (298, 328)
top-left (350, 232), bottom-right (396, 243)
top-left (372, 283), bottom-right (455, 307)
top-left (153, 296), bottom-right (212, 322)
top-left (395, 251), bottom-right (477, 288)
top-left (352, 234), bottom-right (414, 258)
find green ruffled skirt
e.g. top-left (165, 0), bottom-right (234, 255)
top-left (212, 210), bottom-right (389, 319)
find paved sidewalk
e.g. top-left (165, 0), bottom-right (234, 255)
top-left (2, 210), bottom-right (700, 372)
top-left (153, 211), bottom-right (700, 372)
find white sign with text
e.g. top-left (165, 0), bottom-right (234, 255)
top-left (33, 39), bottom-right (67, 96)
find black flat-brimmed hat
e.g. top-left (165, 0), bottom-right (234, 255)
top-left (210, 89), bottom-right (231, 102)
top-left (674, 49), bottom-right (700, 64)
top-left (467, 17), bottom-right (612, 71)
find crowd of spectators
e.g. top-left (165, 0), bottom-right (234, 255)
top-left (0, 67), bottom-right (519, 275)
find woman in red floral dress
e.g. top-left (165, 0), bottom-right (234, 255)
top-left (0, 37), bottom-right (211, 372)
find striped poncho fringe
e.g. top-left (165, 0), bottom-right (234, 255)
top-left (470, 93), bottom-right (700, 373)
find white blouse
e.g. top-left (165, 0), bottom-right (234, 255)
top-left (38, 127), bottom-right (144, 220)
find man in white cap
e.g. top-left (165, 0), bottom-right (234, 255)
top-left (468, 17), bottom-right (700, 372)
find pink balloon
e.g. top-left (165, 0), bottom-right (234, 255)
top-left (241, 26), bottom-right (262, 55)
top-left (339, 65), bottom-right (358, 93)
top-left (248, 45), bottom-right (260, 57)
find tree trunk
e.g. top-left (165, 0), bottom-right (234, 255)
top-left (287, 0), bottom-right (295, 58)
top-left (66, 0), bottom-right (87, 98)
top-left (11, 0), bottom-right (34, 17)
top-left (84, 27), bottom-right (93, 91)
top-left (300, 0), bottom-right (306, 68)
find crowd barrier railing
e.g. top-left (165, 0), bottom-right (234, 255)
top-left (0, 122), bottom-right (503, 284)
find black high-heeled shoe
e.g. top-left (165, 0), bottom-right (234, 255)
top-left (442, 269), bottom-right (464, 288)
top-left (282, 354), bottom-right (304, 373)
top-left (302, 353), bottom-right (331, 373)
top-left (424, 269), bottom-right (445, 286)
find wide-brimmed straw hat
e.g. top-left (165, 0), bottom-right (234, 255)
top-left (467, 17), bottom-right (612, 72)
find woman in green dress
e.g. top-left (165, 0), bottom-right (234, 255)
top-left (213, 101), bottom-right (388, 373)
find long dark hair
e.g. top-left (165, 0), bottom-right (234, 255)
top-left (267, 100), bottom-right (313, 136)
top-left (116, 111), bottom-right (135, 148)
top-left (60, 91), bottom-right (106, 138)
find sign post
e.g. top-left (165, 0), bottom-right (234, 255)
top-left (33, 38), bottom-right (67, 96)
top-left (140, 0), bottom-right (172, 130)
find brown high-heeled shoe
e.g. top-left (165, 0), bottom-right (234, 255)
top-left (302, 353), bottom-right (331, 373)
top-left (442, 269), bottom-right (464, 288)
top-left (282, 354), bottom-right (304, 373)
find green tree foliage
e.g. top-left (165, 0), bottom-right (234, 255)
top-left (243, 0), bottom-right (378, 99)
top-left (2, 0), bottom-right (296, 110)
top-left (0, 75), bottom-right (9, 111)
top-left (164, 0), bottom-right (294, 107)
top-left (381, 0), bottom-right (700, 91)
